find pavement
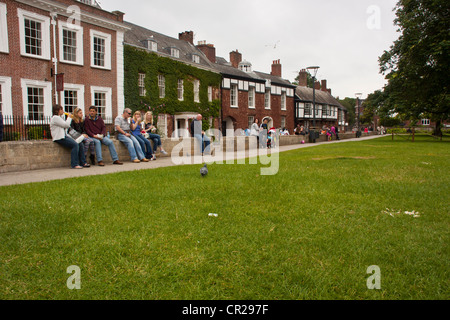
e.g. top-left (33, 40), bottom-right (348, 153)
top-left (0, 134), bottom-right (386, 187)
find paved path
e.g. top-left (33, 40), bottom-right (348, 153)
top-left (0, 134), bottom-right (386, 187)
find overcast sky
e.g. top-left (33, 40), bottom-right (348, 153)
top-left (99, 0), bottom-right (400, 99)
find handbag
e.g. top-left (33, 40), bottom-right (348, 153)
top-left (67, 128), bottom-right (85, 144)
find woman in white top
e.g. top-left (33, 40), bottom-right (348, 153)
top-left (250, 118), bottom-right (260, 146)
top-left (50, 104), bottom-right (88, 169)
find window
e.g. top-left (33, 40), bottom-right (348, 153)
top-left (21, 79), bottom-right (52, 122)
top-left (59, 22), bottom-right (83, 65)
top-left (323, 105), bottom-right (328, 117)
top-left (248, 116), bottom-right (254, 129)
top-left (248, 87), bottom-right (255, 109)
top-left (208, 86), bottom-right (213, 102)
top-left (139, 73), bottom-right (146, 97)
top-left (281, 92), bottom-right (286, 110)
top-left (90, 30), bottom-right (111, 69)
top-left (147, 40), bottom-right (157, 51)
top-left (421, 119), bottom-right (430, 126)
top-left (91, 86), bottom-right (112, 122)
top-left (304, 103), bottom-right (311, 116)
top-left (193, 80), bottom-right (200, 103)
top-left (60, 84), bottom-right (84, 114)
top-left (281, 116), bottom-right (286, 128)
top-left (231, 84), bottom-right (238, 107)
top-left (192, 54), bottom-right (200, 63)
top-left (18, 9), bottom-right (50, 60)
top-left (171, 47), bottom-right (180, 58)
top-left (158, 75), bottom-right (165, 98)
top-left (0, 3), bottom-right (8, 53)
top-left (0, 77), bottom-right (12, 117)
top-left (177, 79), bottom-right (184, 101)
top-left (265, 88), bottom-right (271, 109)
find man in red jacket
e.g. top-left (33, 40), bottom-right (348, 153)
top-left (84, 106), bottom-right (123, 166)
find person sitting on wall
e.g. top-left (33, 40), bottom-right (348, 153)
top-left (142, 111), bottom-right (168, 155)
top-left (131, 111), bottom-right (154, 161)
top-left (70, 107), bottom-right (96, 165)
top-left (84, 106), bottom-right (123, 166)
top-left (50, 105), bottom-right (89, 169)
top-left (190, 114), bottom-right (210, 155)
top-left (114, 108), bottom-right (149, 163)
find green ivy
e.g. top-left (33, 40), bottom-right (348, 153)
top-left (124, 45), bottom-right (222, 126)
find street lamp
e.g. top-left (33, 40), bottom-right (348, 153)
top-left (307, 66), bottom-right (320, 142)
top-left (355, 93), bottom-right (362, 138)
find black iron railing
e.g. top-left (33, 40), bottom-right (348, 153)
top-left (0, 115), bottom-right (115, 142)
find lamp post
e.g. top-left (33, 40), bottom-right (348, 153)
top-left (307, 66), bottom-right (320, 142)
top-left (355, 93), bottom-right (362, 138)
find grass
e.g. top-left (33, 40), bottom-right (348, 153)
top-left (0, 135), bottom-right (449, 300)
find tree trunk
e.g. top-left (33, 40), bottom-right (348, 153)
top-left (434, 119), bottom-right (442, 137)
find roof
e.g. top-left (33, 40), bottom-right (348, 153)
top-left (123, 21), bottom-right (217, 73)
top-left (295, 86), bottom-right (346, 110)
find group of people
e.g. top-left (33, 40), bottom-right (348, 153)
top-left (250, 118), bottom-right (277, 148)
top-left (50, 105), bottom-right (167, 169)
top-left (294, 124), bottom-right (340, 141)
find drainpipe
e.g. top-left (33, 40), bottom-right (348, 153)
top-left (51, 12), bottom-right (58, 105)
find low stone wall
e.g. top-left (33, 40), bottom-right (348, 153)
top-left (0, 131), bottom-right (374, 174)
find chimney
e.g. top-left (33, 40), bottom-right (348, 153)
top-left (271, 59), bottom-right (282, 77)
top-left (314, 81), bottom-right (321, 90)
top-left (196, 41), bottom-right (216, 63)
top-left (327, 89), bottom-right (332, 95)
top-left (179, 31), bottom-right (194, 45)
top-left (230, 50), bottom-right (242, 68)
top-left (298, 69), bottom-right (308, 87)
top-left (321, 79), bottom-right (327, 92)
top-left (112, 10), bottom-right (125, 22)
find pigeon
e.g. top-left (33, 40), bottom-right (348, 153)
top-left (200, 163), bottom-right (208, 177)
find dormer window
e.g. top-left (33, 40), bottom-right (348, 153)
top-left (192, 54), bottom-right (200, 63)
top-left (144, 38), bottom-right (157, 52)
top-left (239, 60), bottom-right (252, 72)
top-left (170, 47), bottom-right (180, 58)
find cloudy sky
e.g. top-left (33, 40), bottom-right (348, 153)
top-left (100, 0), bottom-right (400, 99)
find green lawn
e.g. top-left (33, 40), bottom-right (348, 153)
top-left (1, 135), bottom-right (449, 300)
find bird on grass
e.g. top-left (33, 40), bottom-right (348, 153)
top-left (200, 163), bottom-right (208, 177)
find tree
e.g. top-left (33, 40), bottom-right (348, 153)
top-left (337, 97), bottom-right (356, 128)
top-left (379, 0), bottom-right (450, 135)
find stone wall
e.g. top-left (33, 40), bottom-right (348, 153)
top-left (0, 132), bottom-right (374, 174)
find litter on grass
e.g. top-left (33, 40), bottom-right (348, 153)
top-left (383, 208), bottom-right (421, 218)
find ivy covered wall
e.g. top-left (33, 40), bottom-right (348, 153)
top-left (124, 45), bottom-right (222, 125)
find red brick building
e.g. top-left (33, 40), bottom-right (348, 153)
top-left (204, 49), bottom-right (296, 135)
top-left (0, 0), bottom-right (129, 123)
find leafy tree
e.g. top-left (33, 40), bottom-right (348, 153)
top-left (379, 0), bottom-right (450, 135)
top-left (337, 97), bottom-right (356, 127)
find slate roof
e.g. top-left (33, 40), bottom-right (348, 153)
top-left (123, 21), bottom-right (217, 73)
top-left (295, 86), bottom-right (346, 110)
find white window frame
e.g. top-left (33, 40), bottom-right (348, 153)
top-left (138, 73), bottom-right (146, 97)
top-left (421, 119), bottom-right (430, 126)
top-left (18, 9), bottom-right (51, 60)
top-left (90, 86), bottom-right (112, 123)
top-left (21, 79), bottom-right (52, 123)
top-left (58, 21), bottom-right (84, 66)
top-left (0, 76), bottom-right (12, 117)
top-left (230, 84), bottom-right (238, 108)
top-left (281, 92), bottom-right (286, 110)
top-left (248, 86), bottom-right (255, 109)
top-left (192, 54), bottom-right (200, 63)
top-left (265, 88), bottom-right (271, 110)
top-left (60, 83), bottom-right (85, 113)
top-left (193, 79), bottom-right (200, 103)
top-left (158, 74), bottom-right (165, 98)
top-left (0, 3), bottom-right (8, 53)
top-left (177, 79), bottom-right (184, 101)
top-left (208, 86), bottom-right (213, 102)
top-left (171, 47), bottom-right (180, 58)
top-left (90, 29), bottom-right (111, 70)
